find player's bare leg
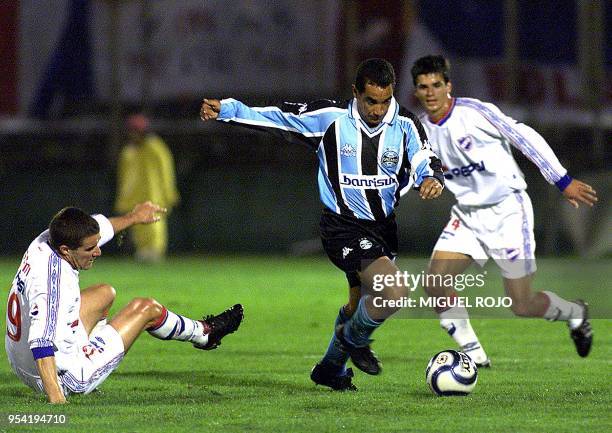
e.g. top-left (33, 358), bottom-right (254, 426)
top-left (344, 285), bottom-right (360, 316)
top-left (503, 275), bottom-right (549, 317)
top-left (426, 250), bottom-right (473, 297)
top-left (359, 256), bottom-right (408, 319)
top-left (109, 297), bottom-right (166, 351)
top-left (503, 275), bottom-right (592, 357)
top-left (427, 250), bottom-right (490, 367)
top-left (80, 283), bottom-right (116, 334)
top-left (109, 298), bottom-right (243, 353)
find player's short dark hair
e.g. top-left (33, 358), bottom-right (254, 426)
top-left (411, 55), bottom-right (451, 85)
top-left (49, 207), bottom-right (99, 250)
top-left (354, 58), bottom-right (396, 93)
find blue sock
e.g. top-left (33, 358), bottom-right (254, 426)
top-left (343, 296), bottom-right (383, 347)
top-left (320, 307), bottom-right (350, 374)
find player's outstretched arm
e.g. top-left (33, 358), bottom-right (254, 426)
top-left (562, 179), bottom-right (598, 208)
top-left (35, 356), bottom-right (66, 404)
top-left (198, 97), bottom-right (343, 151)
top-left (108, 201), bottom-right (166, 233)
top-left (200, 98), bottom-right (220, 121)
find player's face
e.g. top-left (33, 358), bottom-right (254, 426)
top-left (68, 233), bottom-right (102, 270)
top-left (414, 73), bottom-right (452, 121)
top-left (353, 82), bottom-right (393, 127)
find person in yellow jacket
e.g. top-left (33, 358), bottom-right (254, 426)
top-left (115, 114), bottom-right (180, 262)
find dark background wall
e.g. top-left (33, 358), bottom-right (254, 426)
top-left (0, 125), bottom-right (597, 257)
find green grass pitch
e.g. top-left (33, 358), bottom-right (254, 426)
top-left (0, 256), bottom-right (610, 432)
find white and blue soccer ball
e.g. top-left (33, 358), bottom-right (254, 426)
top-left (426, 350), bottom-right (478, 396)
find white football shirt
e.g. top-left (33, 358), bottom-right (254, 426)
top-left (418, 97), bottom-right (569, 206)
top-left (5, 215), bottom-right (114, 379)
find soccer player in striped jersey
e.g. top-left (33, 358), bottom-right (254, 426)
top-left (410, 55), bottom-right (597, 365)
top-left (200, 58), bottom-right (445, 390)
top-left (5, 202), bottom-right (243, 403)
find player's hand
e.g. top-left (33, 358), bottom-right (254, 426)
top-left (200, 98), bottom-right (221, 121)
top-left (562, 179), bottom-right (597, 208)
top-left (419, 177), bottom-right (444, 200)
top-left (131, 201), bottom-right (167, 224)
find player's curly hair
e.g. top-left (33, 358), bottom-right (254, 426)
top-left (354, 58), bottom-right (396, 93)
top-left (410, 55), bottom-right (451, 85)
top-left (49, 207), bottom-right (99, 250)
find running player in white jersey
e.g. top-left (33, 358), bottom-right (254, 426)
top-left (5, 202), bottom-right (243, 403)
top-left (409, 55), bottom-right (597, 365)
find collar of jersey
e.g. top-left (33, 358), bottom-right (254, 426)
top-left (430, 97), bottom-right (455, 126)
top-left (349, 97), bottom-right (398, 137)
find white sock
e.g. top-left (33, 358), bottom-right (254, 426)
top-left (542, 291), bottom-right (584, 329)
top-left (147, 307), bottom-right (209, 346)
top-left (439, 306), bottom-right (489, 364)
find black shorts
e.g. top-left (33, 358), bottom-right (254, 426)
top-left (320, 209), bottom-right (398, 287)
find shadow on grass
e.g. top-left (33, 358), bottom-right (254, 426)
top-left (1, 367), bottom-right (436, 407)
top-left (111, 369), bottom-right (316, 394)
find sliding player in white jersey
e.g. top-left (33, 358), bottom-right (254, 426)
top-left (5, 202), bottom-right (243, 403)
top-left (409, 55), bottom-right (597, 365)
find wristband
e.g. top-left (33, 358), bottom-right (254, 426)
top-left (32, 346), bottom-right (55, 360)
top-left (555, 174), bottom-right (572, 192)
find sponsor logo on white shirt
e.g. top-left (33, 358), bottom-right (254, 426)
top-left (444, 161), bottom-right (486, 180)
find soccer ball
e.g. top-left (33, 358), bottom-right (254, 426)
top-left (425, 350), bottom-right (478, 396)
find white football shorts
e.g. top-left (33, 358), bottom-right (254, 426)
top-left (433, 190), bottom-right (537, 279)
top-left (56, 323), bottom-right (125, 395)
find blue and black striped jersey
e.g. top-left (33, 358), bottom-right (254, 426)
top-left (217, 97), bottom-right (444, 221)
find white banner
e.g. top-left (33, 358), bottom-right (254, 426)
top-left (19, 0), bottom-right (339, 109)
